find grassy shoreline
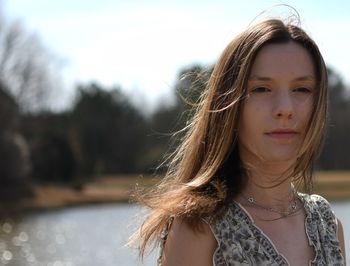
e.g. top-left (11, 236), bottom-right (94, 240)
top-left (2, 171), bottom-right (350, 212)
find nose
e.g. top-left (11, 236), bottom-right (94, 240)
top-left (273, 91), bottom-right (294, 119)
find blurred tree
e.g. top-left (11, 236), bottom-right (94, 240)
top-left (328, 67), bottom-right (348, 107)
top-left (0, 9), bottom-right (62, 112)
top-left (71, 83), bottom-right (148, 176)
top-left (316, 67), bottom-right (350, 169)
top-left (20, 112), bottom-right (77, 183)
top-left (0, 83), bottom-right (32, 201)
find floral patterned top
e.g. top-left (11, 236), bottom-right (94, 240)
top-left (157, 193), bottom-right (345, 266)
top-left (206, 193), bottom-right (344, 266)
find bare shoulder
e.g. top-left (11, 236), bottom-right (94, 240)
top-left (161, 218), bottom-right (218, 266)
top-left (336, 217), bottom-right (346, 264)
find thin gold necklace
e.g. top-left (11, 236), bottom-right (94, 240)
top-left (242, 194), bottom-right (300, 217)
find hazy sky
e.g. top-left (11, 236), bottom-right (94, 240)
top-left (4, 0), bottom-right (350, 109)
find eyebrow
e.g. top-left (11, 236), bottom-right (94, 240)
top-left (248, 75), bottom-right (316, 81)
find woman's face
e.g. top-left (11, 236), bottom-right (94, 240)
top-left (238, 42), bottom-right (316, 164)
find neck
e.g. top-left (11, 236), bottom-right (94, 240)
top-left (239, 155), bottom-right (297, 210)
top-left (241, 176), bottom-right (295, 210)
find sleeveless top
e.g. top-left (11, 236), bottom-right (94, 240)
top-left (158, 193), bottom-right (345, 266)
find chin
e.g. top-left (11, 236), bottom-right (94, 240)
top-left (262, 153), bottom-right (297, 164)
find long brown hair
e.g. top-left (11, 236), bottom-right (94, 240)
top-left (131, 18), bottom-right (328, 258)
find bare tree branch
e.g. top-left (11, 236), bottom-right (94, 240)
top-left (0, 11), bottom-right (62, 112)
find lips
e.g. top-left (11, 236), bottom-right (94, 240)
top-left (265, 129), bottom-right (299, 139)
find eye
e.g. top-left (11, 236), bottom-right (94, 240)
top-left (293, 87), bottom-right (312, 93)
top-left (251, 86), bottom-right (271, 93)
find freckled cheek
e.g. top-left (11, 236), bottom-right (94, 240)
top-left (240, 106), bottom-right (263, 134)
top-left (245, 98), bottom-right (266, 113)
top-left (294, 94), bottom-right (314, 107)
top-left (295, 98), bottom-right (313, 121)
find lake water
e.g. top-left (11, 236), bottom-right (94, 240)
top-left (0, 201), bottom-right (349, 265)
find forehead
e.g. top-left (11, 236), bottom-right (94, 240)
top-left (249, 42), bottom-right (315, 79)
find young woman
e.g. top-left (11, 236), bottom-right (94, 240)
top-left (131, 18), bottom-right (346, 265)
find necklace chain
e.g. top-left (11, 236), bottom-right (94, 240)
top-left (242, 194), bottom-right (300, 217)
